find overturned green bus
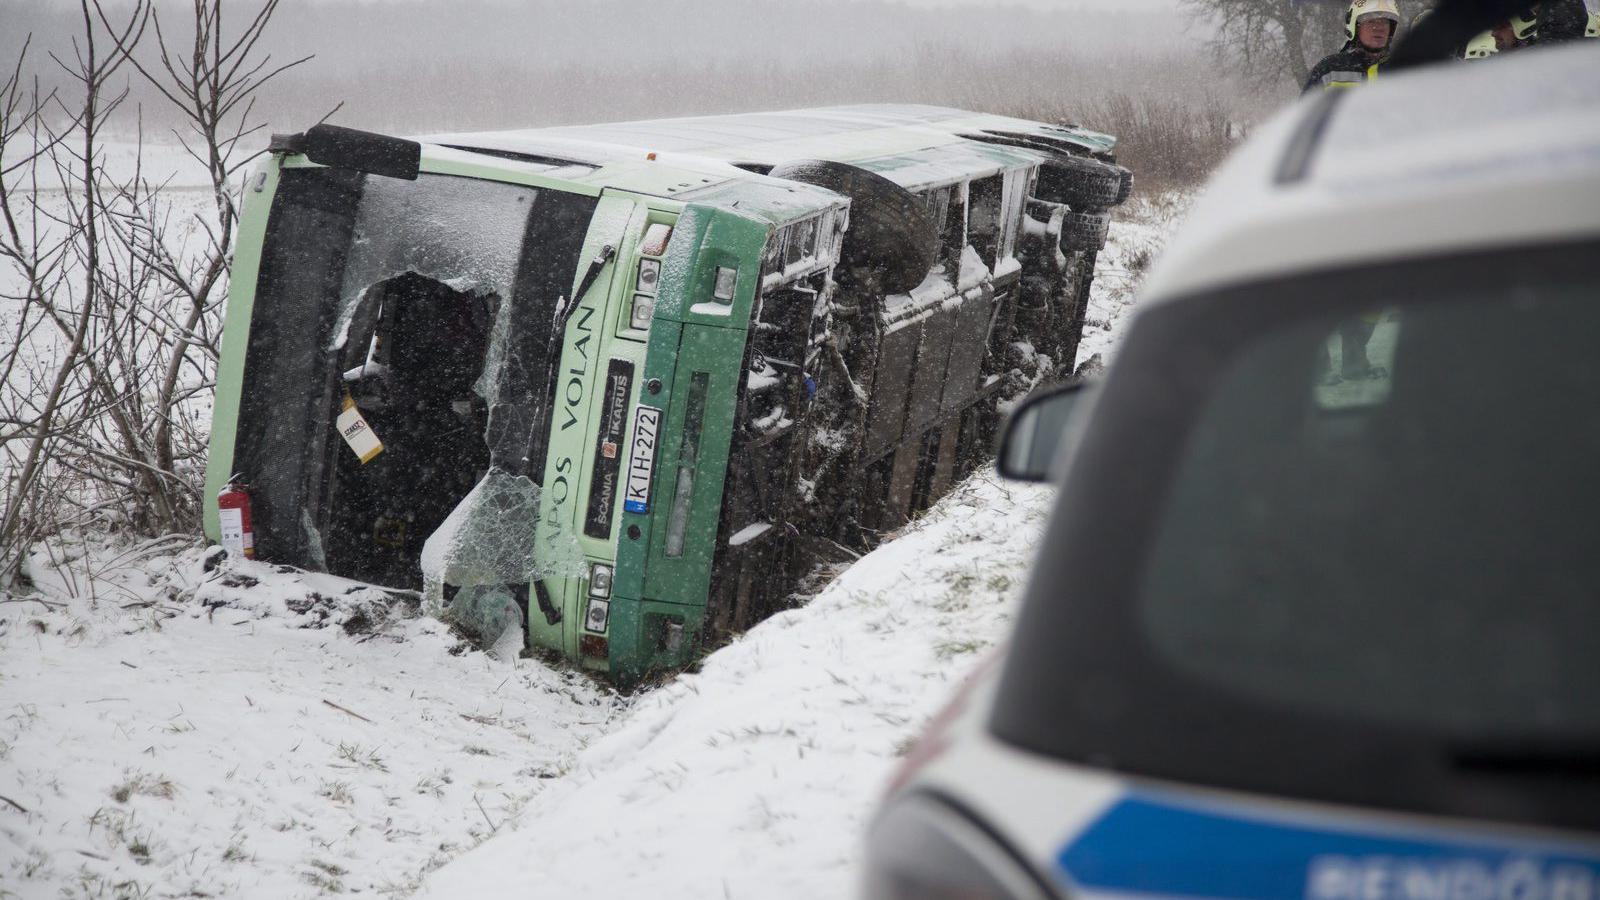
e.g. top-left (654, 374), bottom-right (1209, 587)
top-left (204, 105), bottom-right (1131, 684)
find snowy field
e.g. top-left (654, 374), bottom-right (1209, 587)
top-left (1, 479), bottom-right (1056, 899)
top-left (0, 156), bottom-right (1187, 898)
top-left (0, 139), bottom-right (230, 503)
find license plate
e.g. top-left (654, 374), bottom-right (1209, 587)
top-left (624, 406), bottom-right (662, 514)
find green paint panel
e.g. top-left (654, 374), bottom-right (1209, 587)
top-left (614, 316), bottom-right (682, 604)
top-left (675, 213), bottom-right (771, 332)
top-left (641, 323), bottom-right (744, 606)
top-left (604, 212), bottom-right (768, 681)
top-left (528, 194), bottom-right (636, 660)
top-left (605, 201), bottom-right (770, 680)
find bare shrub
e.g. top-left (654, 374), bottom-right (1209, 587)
top-left (1070, 92), bottom-right (1236, 194)
top-left (0, 0), bottom-right (313, 585)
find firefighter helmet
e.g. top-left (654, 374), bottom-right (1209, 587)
top-left (1510, 8), bottom-right (1538, 40)
top-left (1346, 0), bottom-right (1403, 42)
top-left (1463, 30), bottom-right (1498, 58)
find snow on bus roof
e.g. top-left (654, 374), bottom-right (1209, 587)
top-left (426, 104), bottom-right (1111, 192)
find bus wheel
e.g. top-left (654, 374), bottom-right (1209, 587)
top-left (1062, 211), bottom-right (1111, 253)
top-left (767, 160), bottom-right (936, 294)
top-left (1114, 166), bottom-right (1135, 206)
top-left (1035, 156), bottom-right (1128, 211)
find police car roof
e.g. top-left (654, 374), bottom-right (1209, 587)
top-left (1140, 43), bottom-right (1600, 305)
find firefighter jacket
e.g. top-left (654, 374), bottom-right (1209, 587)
top-left (1303, 44), bottom-right (1387, 93)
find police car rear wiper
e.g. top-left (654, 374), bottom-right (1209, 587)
top-left (1449, 738), bottom-right (1600, 778)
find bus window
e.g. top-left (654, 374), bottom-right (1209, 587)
top-left (969, 175), bottom-right (1005, 271)
top-left (937, 184), bottom-right (967, 288)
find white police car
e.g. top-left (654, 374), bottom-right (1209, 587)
top-left (858, 20), bottom-right (1600, 900)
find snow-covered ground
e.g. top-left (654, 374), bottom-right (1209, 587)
top-left (0, 477), bottom-right (1054, 899)
top-left (1, 540), bottom-right (618, 897)
top-left (0, 180), bottom-right (1187, 899)
top-left (1077, 189), bottom-right (1191, 367)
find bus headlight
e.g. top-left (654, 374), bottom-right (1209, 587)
top-left (637, 258), bottom-right (661, 293)
top-left (584, 599), bottom-right (610, 634)
top-left (589, 563), bottom-right (613, 598)
top-left (641, 223), bottom-right (673, 256)
top-left (584, 563), bottom-right (613, 635)
top-left (630, 293), bottom-right (656, 330)
top-left (713, 266), bottom-right (738, 301)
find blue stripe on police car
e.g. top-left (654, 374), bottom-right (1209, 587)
top-left (1056, 794), bottom-right (1600, 900)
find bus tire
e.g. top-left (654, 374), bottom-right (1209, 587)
top-left (1036, 156), bottom-right (1126, 211)
top-left (1114, 166), bottom-right (1135, 206)
top-left (1062, 211), bottom-right (1110, 252)
top-left (767, 160), bottom-right (936, 294)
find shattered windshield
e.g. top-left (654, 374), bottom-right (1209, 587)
top-left (329, 173), bottom-right (534, 358)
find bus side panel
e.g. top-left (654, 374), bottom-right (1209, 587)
top-left (864, 317), bottom-right (920, 459)
top-left (941, 288), bottom-right (996, 417)
top-left (906, 301), bottom-right (960, 435)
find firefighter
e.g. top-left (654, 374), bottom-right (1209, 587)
top-left (1462, 3), bottom-right (1592, 63)
top-left (1491, 10), bottom-right (1538, 51)
top-left (1303, 0), bottom-right (1402, 93)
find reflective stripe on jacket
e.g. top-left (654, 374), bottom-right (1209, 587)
top-left (1303, 46), bottom-right (1386, 94)
top-left (1320, 63), bottom-right (1381, 89)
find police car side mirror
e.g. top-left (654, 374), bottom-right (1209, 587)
top-left (996, 381), bottom-right (1093, 483)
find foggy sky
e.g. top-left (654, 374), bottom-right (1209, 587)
top-left (2, 0), bottom-right (1222, 136)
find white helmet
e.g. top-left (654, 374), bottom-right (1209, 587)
top-left (1463, 30), bottom-right (1499, 57)
top-left (1346, 0), bottom-right (1403, 43)
top-left (1509, 9), bottom-right (1539, 40)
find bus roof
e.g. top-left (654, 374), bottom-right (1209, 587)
top-left (423, 104), bottom-right (1114, 204)
top-left (434, 105), bottom-right (1113, 161)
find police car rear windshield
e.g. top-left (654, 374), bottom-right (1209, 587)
top-left (1138, 284), bottom-right (1600, 739)
top-left (991, 242), bottom-right (1600, 831)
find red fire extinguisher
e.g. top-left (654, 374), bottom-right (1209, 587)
top-left (217, 477), bottom-right (256, 559)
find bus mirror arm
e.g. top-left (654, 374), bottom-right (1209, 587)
top-left (269, 125), bottom-right (422, 181)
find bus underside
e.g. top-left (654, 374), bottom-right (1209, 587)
top-left (705, 188), bottom-right (1106, 635)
